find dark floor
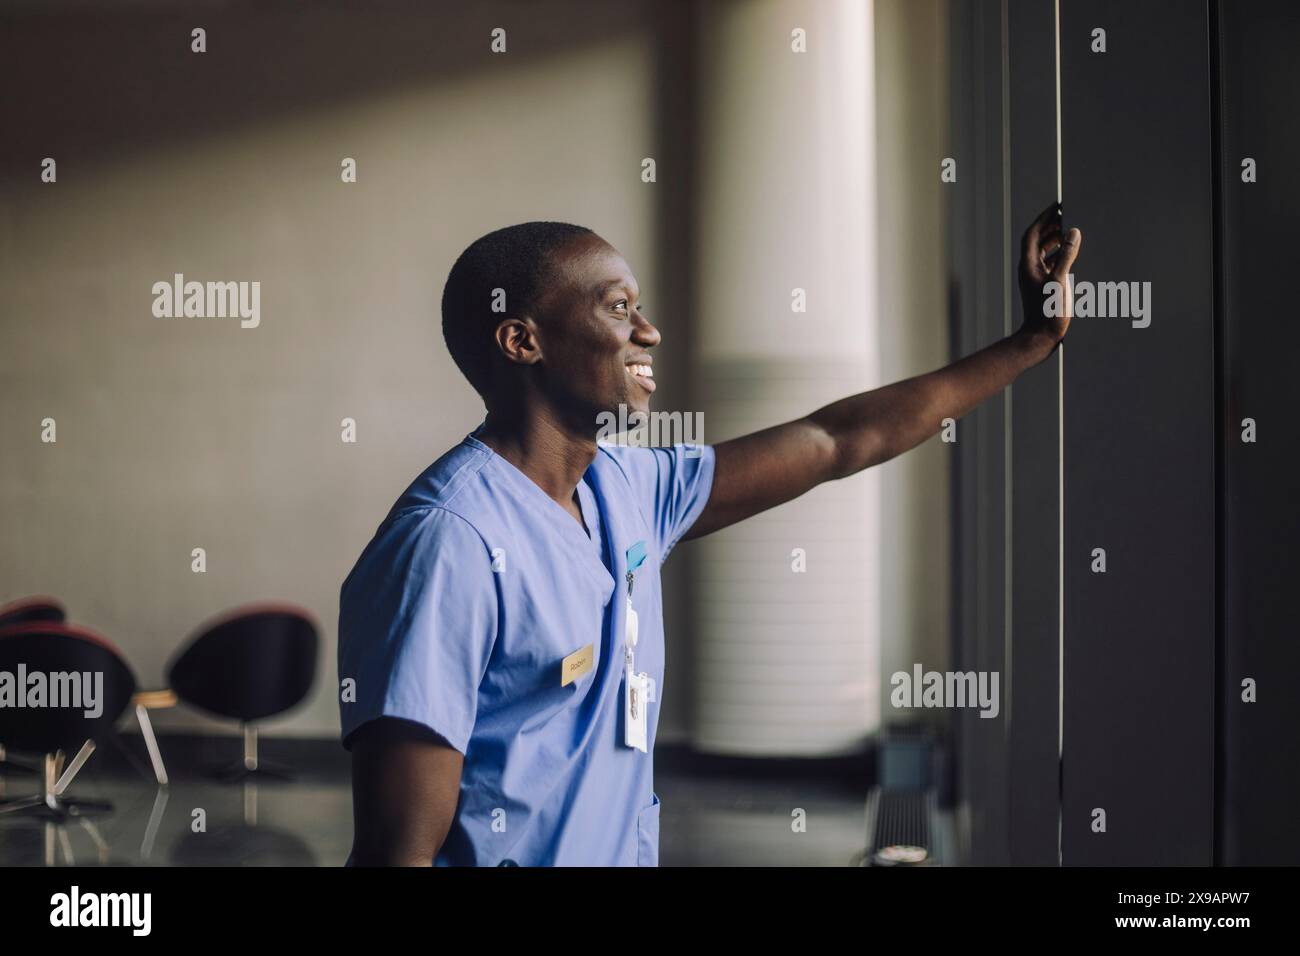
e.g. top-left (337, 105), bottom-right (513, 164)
top-left (0, 736), bottom-right (878, 866)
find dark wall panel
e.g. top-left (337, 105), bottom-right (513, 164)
top-left (1007, 0), bottom-right (1064, 867)
top-left (1060, 0), bottom-right (1216, 865)
top-left (1217, 0), bottom-right (1300, 866)
top-left (948, 0), bottom-right (1012, 865)
top-left (948, 0), bottom-right (1063, 867)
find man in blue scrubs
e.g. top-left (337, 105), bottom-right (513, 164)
top-left (340, 210), bottom-right (1082, 866)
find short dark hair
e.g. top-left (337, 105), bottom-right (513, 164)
top-left (440, 221), bottom-right (595, 397)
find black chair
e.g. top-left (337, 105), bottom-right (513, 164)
top-left (0, 597), bottom-right (66, 775)
top-left (0, 622), bottom-right (137, 819)
top-left (0, 595), bottom-right (66, 629)
top-left (166, 603), bottom-right (318, 781)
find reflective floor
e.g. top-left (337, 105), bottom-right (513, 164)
top-left (0, 743), bottom-right (872, 867)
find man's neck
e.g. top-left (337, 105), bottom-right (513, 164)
top-left (477, 407), bottom-right (598, 508)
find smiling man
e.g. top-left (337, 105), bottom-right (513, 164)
top-left (339, 210), bottom-right (1081, 866)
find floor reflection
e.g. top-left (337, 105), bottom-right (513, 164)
top-left (0, 759), bottom-right (872, 866)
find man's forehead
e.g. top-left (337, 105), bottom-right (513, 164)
top-left (595, 275), bottom-right (639, 296)
top-left (559, 241), bottom-right (638, 297)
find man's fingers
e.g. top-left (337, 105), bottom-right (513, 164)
top-left (1021, 201), bottom-right (1063, 256)
top-left (1049, 227), bottom-right (1083, 281)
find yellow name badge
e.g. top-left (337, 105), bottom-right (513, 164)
top-left (561, 643), bottom-right (595, 686)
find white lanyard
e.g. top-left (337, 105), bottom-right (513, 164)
top-left (623, 570), bottom-right (639, 670)
top-left (622, 567), bottom-right (653, 751)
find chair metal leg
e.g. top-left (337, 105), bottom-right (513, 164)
top-left (0, 794), bottom-right (45, 815)
top-left (140, 787), bottom-right (169, 862)
top-left (136, 705), bottom-right (168, 785)
top-left (53, 798), bottom-right (114, 817)
top-left (57, 825), bottom-right (75, 865)
top-left (210, 724), bottom-right (293, 782)
top-left (45, 713), bottom-right (169, 790)
top-left (53, 740), bottom-right (95, 796)
top-left (0, 753), bottom-right (113, 820)
top-left (79, 816), bottom-right (110, 865)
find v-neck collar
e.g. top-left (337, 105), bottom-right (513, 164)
top-left (464, 426), bottom-right (614, 592)
top-left (574, 480), bottom-right (600, 546)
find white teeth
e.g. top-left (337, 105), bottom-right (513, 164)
top-left (628, 364), bottom-right (654, 378)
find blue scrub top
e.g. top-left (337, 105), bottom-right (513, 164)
top-left (338, 425), bottom-right (715, 866)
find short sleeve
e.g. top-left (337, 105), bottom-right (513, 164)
top-left (337, 507), bottom-right (498, 754)
top-left (599, 443), bottom-right (716, 563)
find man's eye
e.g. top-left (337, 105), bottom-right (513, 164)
top-left (613, 300), bottom-right (628, 312)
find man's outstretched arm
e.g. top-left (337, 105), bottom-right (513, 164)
top-left (686, 203), bottom-right (1081, 541)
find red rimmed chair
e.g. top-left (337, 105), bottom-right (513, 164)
top-left (0, 595), bottom-right (66, 629)
top-left (0, 621), bottom-right (137, 819)
top-left (166, 602), bottom-right (319, 781)
top-left (0, 595), bottom-right (67, 775)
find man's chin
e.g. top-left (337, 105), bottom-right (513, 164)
top-left (594, 399), bottom-right (651, 442)
top-left (610, 394), bottom-right (652, 418)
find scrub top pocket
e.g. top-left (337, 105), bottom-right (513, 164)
top-left (636, 791), bottom-right (661, 867)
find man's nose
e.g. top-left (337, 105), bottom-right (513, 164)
top-left (632, 312), bottom-right (661, 348)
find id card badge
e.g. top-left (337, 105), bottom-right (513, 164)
top-left (624, 665), bottom-right (649, 753)
top-left (622, 540), bottom-right (652, 752)
top-left (622, 597), bottom-right (649, 752)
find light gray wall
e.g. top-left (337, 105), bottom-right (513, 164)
top-left (874, 0), bottom-right (954, 712)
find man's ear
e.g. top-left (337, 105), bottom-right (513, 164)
top-left (494, 317), bottom-right (542, 366)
